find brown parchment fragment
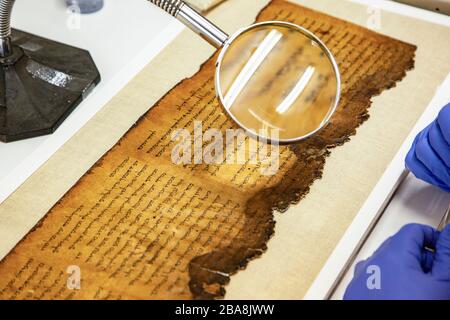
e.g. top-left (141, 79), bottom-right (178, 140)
top-left (0, 0), bottom-right (415, 300)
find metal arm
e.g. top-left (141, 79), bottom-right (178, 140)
top-left (0, 0), bottom-right (14, 57)
top-left (148, 0), bottom-right (229, 48)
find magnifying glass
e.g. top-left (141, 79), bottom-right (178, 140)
top-left (149, 0), bottom-right (341, 144)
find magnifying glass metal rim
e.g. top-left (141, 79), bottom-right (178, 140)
top-left (214, 20), bottom-right (342, 145)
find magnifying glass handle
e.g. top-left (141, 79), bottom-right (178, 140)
top-left (148, 0), bottom-right (229, 48)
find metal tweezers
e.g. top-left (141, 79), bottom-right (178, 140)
top-left (438, 203), bottom-right (450, 231)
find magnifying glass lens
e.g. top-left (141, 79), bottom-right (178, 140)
top-left (218, 24), bottom-right (339, 142)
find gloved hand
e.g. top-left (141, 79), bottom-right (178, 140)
top-left (344, 223), bottom-right (450, 300)
top-left (406, 103), bottom-right (450, 193)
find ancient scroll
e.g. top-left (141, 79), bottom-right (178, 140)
top-left (0, 0), bottom-right (416, 299)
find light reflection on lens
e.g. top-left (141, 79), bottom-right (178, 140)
top-left (217, 23), bottom-right (339, 142)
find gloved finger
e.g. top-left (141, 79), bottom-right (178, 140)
top-left (433, 224), bottom-right (450, 281)
top-left (421, 249), bottom-right (435, 273)
top-left (406, 145), bottom-right (450, 192)
top-left (391, 224), bottom-right (439, 267)
top-left (429, 121), bottom-right (450, 168)
top-left (415, 130), bottom-right (450, 183)
top-left (437, 103), bottom-right (450, 145)
top-left (394, 224), bottom-right (438, 248)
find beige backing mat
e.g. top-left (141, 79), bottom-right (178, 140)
top-left (0, 0), bottom-right (449, 299)
top-left (188, 0), bottom-right (227, 11)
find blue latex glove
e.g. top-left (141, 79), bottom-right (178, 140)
top-left (406, 103), bottom-right (450, 193)
top-left (344, 224), bottom-right (450, 300)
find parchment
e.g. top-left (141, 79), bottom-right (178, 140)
top-left (0, 0), bottom-right (449, 300)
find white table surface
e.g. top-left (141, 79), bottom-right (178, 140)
top-left (0, 0), bottom-right (449, 299)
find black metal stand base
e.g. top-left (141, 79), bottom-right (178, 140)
top-left (0, 29), bottom-right (100, 142)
